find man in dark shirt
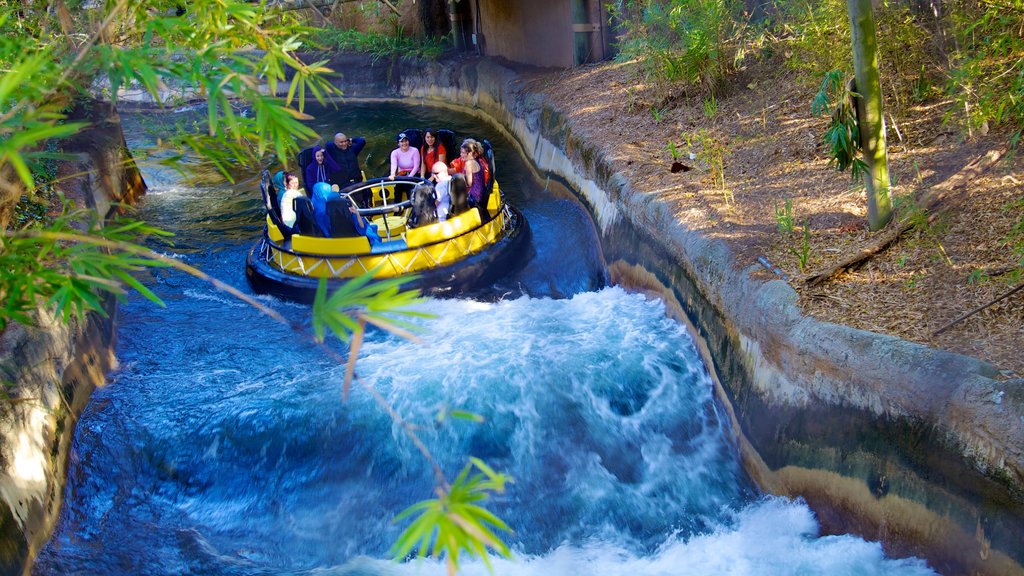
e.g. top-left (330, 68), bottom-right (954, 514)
top-left (324, 132), bottom-right (368, 206)
top-left (324, 133), bottom-right (365, 185)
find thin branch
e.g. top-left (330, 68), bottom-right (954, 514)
top-left (932, 281), bottom-right (1024, 337)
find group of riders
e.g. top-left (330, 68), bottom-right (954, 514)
top-left (267, 128), bottom-right (495, 245)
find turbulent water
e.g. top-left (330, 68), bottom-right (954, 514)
top-left (35, 103), bottom-right (937, 575)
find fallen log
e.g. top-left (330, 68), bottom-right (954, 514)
top-left (804, 149), bottom-right (1004, 287)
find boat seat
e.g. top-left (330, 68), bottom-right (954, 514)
top-left (436, 129), bottom-right (456, 159)
top-left (291, 234), bottom-right (371, 255)
top-left (371, 183), bottom-right (400, 206)
top-left (266, 215), bottom-right (285, 243)
top-left (404, 208), bottom-right (482, 248)
top-left (292, 196), bottom-right (322, 237)
top-left (325, 197), bottom-right (361, 238)
top-left (297, 146), bottom-right (316, 190)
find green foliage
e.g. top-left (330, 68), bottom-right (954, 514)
top-left (812, 70), bottom-right (867, 179)
top-left (777, 0), bottom-right (934, 109)
top-left (683, 129), bottom-right (730, 201)
top-left (1002, 201), bottom-right (1024, 283)
top-left (946, 0), bottom-right (1024, 146)
top-left (391, 458), bottom-right (513, 574)
top-left (310, 27), bottom-right (449, 62)
top-left (651, 106), bottom-right (665, 122)
top-left (665, 140), bottom-right (681, 161)
top-left (778, 0), bottom-right (850, 79)
top-left (774, 196), bottom-right (794, 235)
top-left (967, 268), bottom-right (990, 285)
top-left (0, 201), bottom-right (171, 329)
top-left (609, 0), bottom-right (745, 92)
top-left (789, 220), bottom-right (811, 272)
top-left (0, 1), bottom-right (340, 193)
top-left (311, 273), bottom-right (430, 344)
top-left (703, 94), bottom-right (718, 120)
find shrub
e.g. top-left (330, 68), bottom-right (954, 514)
top-left (609, 0), bottom-right (747, 93)
top-left (945, 0), bottom-right (1024, 146)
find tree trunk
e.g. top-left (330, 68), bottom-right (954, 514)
top-left (848, 0), bottom-right (892, 231)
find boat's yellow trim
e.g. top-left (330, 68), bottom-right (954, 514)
top-left (486, 183), bottom-right (500, 214)
top-left (292, 234), bottom-right (371, 255)
top-left (405, 209), bottom-right (482, 248)
top-left (264, 208), bottom-right (508, 280)
top-left (267, 216), bottom-right (284, 243)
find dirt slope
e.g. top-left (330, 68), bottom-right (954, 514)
top-left (525, 57), bottom-right (1023, 377)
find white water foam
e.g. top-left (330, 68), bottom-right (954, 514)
top-left (300, 499), bottom-right (935, 576)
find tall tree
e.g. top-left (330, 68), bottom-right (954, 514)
top-left (847, 0), bottom-right (892, 230)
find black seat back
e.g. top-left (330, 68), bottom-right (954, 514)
top-left (400, 128), bottom-right (423, 149)
top-left (260, 170), bottom-right (287, 231)
top-left (297, 146), bottom-right (316, 190)
top-left (477, 139), bottom-right (497, 216)
top-left (449, 173), bottom-right (470, 217)
top-left (326, 196), bottom-right (360, 238)
top-left (481, 139), bottom-right (496, 190)
top-left (436, 129), bottom-right (457, 158)
top-left (408, 183), bottom-right (438, 228)
top-left (292, 195), bottom-right (322, 237)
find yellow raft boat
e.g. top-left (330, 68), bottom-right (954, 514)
top-left (246, 171), bottom-right (531, 302)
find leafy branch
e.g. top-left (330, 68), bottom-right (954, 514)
top-left (812, 70), bottom-right (868, 180)
top-left (391, 458), bottom-right (513, 576)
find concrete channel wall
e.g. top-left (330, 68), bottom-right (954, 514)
top-left (321, 53), bottom-right (1024, 575)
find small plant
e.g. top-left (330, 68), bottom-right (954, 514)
top-left (665, 140), bottom-right (681, 162)
top-left (703, 94), bottom-right (718, 120)
top-left (625, 86), bottom-right (637, 113)
top-left (651, 106), bottom-right (666, 122)
top-left (968, 269), bottom-right (990, 285)
top-left (789, 220), bottom-right (811, 272)
top-left (666, 140), bottom-right (690, 173)
top-left (774, 196), bottom-right (794, 236)
top-left (1001, 209), bottom-right (1024, 284)
top-left (684, 129), bottom-right (730, 203)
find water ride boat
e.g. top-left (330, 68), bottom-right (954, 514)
top-left (245, 134), bottom-right (531, 303)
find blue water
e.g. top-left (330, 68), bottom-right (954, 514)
top-left (35, 103), bottom-right (937, 575)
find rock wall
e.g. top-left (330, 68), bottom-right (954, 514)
top-left (324, 54), bottom-right (1024, 575)
top-left (0, 100), bottom-right (143, 575)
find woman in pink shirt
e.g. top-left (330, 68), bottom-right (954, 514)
top-left (388, 133), bottom-right (421, 180)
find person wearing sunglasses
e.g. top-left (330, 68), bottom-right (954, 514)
top-left (431, 161), bottom-right (452, 221)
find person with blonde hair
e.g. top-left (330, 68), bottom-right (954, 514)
top-left (458, 139), bottom-right (484, 207)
